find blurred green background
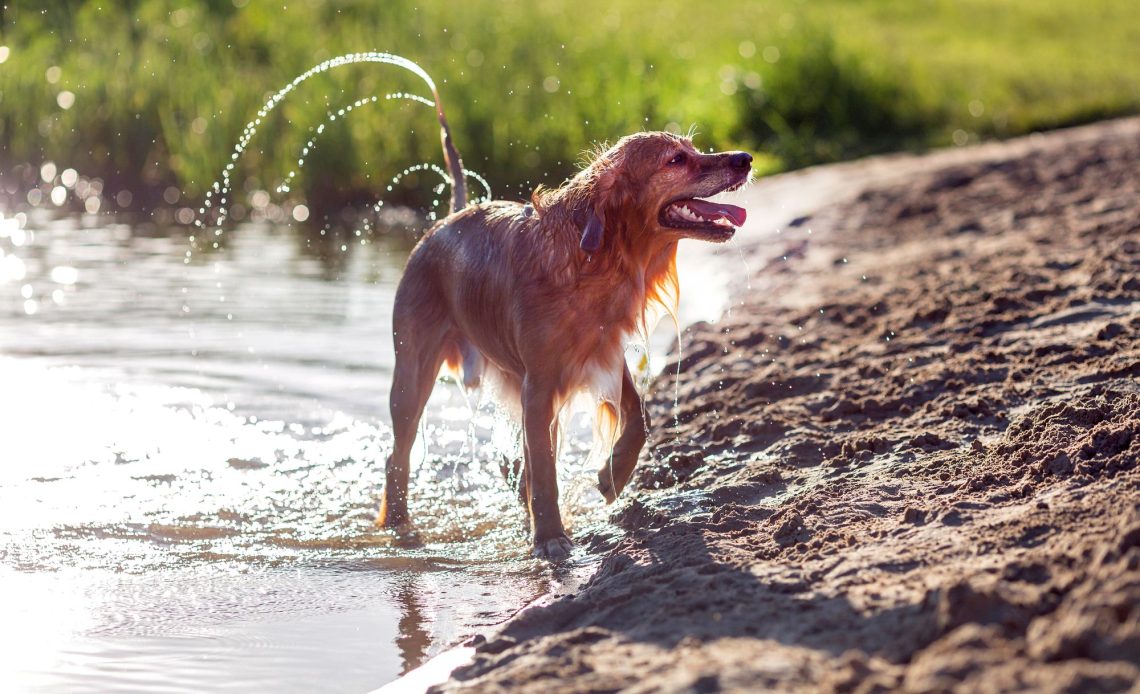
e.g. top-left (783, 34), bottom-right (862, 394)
top-left (2, 0), bottom-right (1139, 213)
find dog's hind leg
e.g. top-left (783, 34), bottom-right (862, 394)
top-left (521, 375), bottom-right (572, 561)
top-left (597, 366), bottom-right (648, 503)
top-left (377, 317), bottom-right (449, 534)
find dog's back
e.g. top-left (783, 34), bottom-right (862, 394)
top-left (400, 201), bottom-right (535, 378)
top-left (397, 198), bottom-right (613, 386)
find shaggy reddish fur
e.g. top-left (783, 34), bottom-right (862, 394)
top-left (378, 131), bottom-right (752, 560)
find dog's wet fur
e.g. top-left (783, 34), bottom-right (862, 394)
top-left (378, 130), bottom-right (752, 560)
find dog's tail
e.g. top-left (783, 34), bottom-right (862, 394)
top-left (426, 82), bottom-right (466, 214)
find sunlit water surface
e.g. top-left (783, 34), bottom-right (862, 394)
top-left (0, 209), bottom-right (628, 692)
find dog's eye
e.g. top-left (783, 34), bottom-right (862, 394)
top-left (668, 152), bottom-right (687, 166)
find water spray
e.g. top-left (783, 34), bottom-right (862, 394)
top-left (197, 51), bottom-right (475, 232)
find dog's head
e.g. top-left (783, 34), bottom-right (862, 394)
top-left (576, 132), bottom-right (752, 253)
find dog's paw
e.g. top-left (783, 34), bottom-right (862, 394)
top-left (532, 534), bottom-right (574, 562)
top-left (596, 472), bottom-right (618, 505)
top-left (379, 520), bottom-right (423, 548)
top-left (376, 512), bottom-right (418, 538)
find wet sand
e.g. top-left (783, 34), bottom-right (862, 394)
top-left (434, 118), bottom-right (1140, 692)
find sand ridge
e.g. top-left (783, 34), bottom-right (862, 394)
top-left (437, 119), bottom-right (1140, 693)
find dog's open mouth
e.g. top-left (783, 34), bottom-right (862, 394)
top-left (659, 198), bottom-right (748, 234)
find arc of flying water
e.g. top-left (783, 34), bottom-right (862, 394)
top-left (355, 163), bottom-right (492, 240)
top-left (358, 163), bottom-right (452, 238)
top-left (461, 168), bottom-right (493, 205)
top-left (277, 92), bottom-right (435, 195)
top-left (196, 51), bottom-right (467, 230)
top-left (275, 90), bottom-right (492, 204)
top-left (378, 164), bottom-right (493, 216)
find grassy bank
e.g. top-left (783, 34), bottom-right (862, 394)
top-left (1, 0), bottom-right (1138, 213)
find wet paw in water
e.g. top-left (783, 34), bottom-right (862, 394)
top-left (377, 518), bottom-right (424, 548)
top-left (533, 534), bottom-right (574, 562)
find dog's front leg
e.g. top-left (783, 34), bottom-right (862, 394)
top-left (597, 365), bottom-right (649, 503)
top-left (522, 376), bottom-right (572, 561)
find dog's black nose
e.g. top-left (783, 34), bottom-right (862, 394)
top-left (728, 152), bottom-right (753, 170)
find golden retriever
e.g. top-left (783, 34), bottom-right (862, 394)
top-left (378, 128), bottom-right (751, 560)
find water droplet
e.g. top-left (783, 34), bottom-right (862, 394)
top-left (50, 266), bottom-right (78, 285)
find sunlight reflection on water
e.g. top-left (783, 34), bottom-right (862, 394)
top-left (0, 209), bottom-right (607, 692)
top-left (0, 182), bottom-right (750, 691)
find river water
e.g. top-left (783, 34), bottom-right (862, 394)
top-left (0, 182), bottom-right (772, 691)
top-left (0, 209), bottom-right (625, 692)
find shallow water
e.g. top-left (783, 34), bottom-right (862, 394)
top-left (0, 209), bottom-right (608, 692)
top-left (0, 148), bottom-right (966, 691)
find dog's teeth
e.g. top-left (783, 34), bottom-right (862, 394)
top-left (677, 205), bottom-right (702, 222)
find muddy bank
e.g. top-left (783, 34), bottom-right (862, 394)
top-left (436, 119), bottom-right (1140, 693)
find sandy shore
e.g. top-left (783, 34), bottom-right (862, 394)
top-left (434, 118), bottom-right (1140, 693)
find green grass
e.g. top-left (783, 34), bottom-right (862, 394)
top-left (1, 0), bottom-right (1138, 212)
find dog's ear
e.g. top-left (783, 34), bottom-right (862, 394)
top-left (580, 210), bottom-right (604, 253)
top-left (577, 164), bottom-right (620, 255)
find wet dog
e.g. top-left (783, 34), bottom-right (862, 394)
top-left (378, 129), bottom-right (751, 560)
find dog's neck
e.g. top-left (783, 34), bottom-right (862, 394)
top-left (573, 213), bottom-right (680, 339)
top-left (530, 176), bottom-right (680, 335)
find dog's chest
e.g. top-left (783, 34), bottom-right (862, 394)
top-left (547, 271), bottom-right (648, 409)
top-left (568, 332), bottom-right (627, 411)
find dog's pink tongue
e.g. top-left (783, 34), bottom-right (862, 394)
top-left (687, 199), bottom-right (747, 226)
